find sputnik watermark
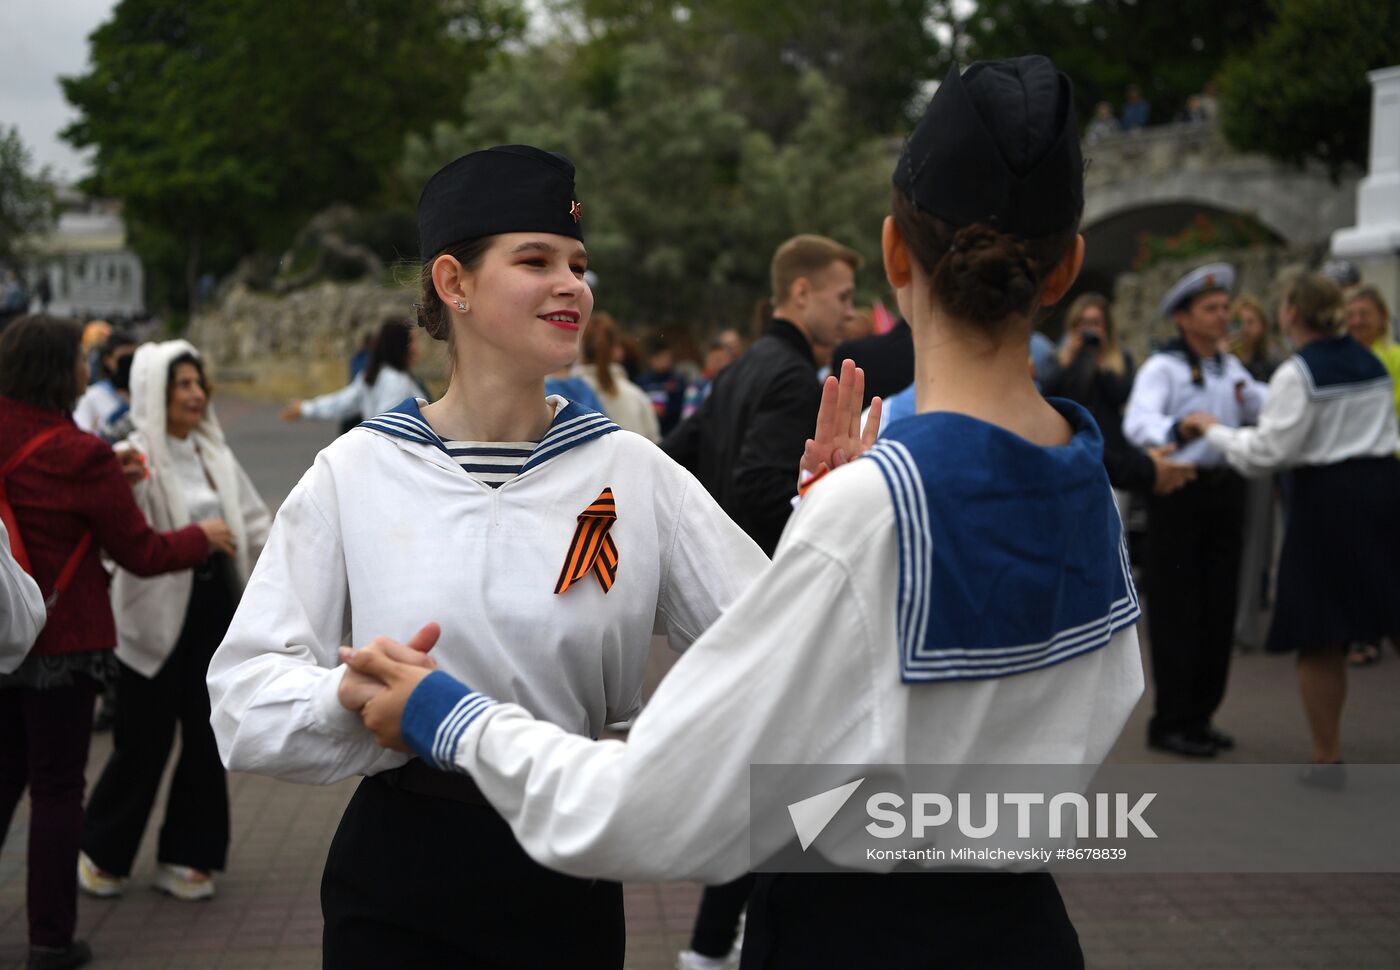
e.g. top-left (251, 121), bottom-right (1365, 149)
top-left (752, 764), bottom-right (1400, 873)
top-left (788, 781), bottom-right (1155, 850)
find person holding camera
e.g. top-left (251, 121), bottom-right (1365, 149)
top-left (1043, 293), bottom-right (1194, 511)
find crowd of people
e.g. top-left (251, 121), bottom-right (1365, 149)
top-left (0, 51), bottom-right (1397, 970)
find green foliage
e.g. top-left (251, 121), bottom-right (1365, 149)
top-left (965, 0), bottom-right (1274, 128)
top-left (1132, 214), bottom-right (1274, 271)
top-left (0, 126), bottom-right (56, 272)
top-left (61, 0), bottom-right (524, 313)
top-left (553, 0), bottom-right (940, 138)
top-left (404, 41), bottom-right (892, 332)
top-left (1218, 0), bottom-right (1400, 176)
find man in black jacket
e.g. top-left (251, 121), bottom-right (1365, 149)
top-left (828, 315), bottom-right (914, 409)
top-left (663, 234), bottom-right (859, 556)
top-left (661, 232), bottom-right (859, 970)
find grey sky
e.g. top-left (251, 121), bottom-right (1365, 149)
top-left (0, 0), bottom-right (118, 183)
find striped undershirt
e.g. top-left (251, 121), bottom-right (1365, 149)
top-left (442, 438), bottom-right (538, 488)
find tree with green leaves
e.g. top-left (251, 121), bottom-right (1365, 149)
top-left (404, 38), bottom-right (892, 333)
top-left (1218, 0), bottom-right (1400, 177)
top-left (61, 0), bottom-right (523, 316)
top-left (963, 0), bottom-right (1274, 129)
top-left (0, 126), bottom-right (55, 274)
top-left (548, 0), bottom-right (941, 138)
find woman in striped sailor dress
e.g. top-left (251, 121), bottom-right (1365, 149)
top-left (206, 146), bottom-right (768, 969)
top-left (340, 57), bottom-right (1144, 969)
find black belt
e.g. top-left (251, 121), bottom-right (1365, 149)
top-left (377, 758), bottom-right (489, 806)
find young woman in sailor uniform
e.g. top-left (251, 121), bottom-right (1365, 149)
top-left (206, 146), bottom-right (768, 968)
top-left (343, 57), bottom-right (1143, 970)
top-left (1183, 273), bottom-right (1400, 776)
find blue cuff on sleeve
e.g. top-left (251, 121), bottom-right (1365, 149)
top-left (402, 671), bottom-right (497, 771)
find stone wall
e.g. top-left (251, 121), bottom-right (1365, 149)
top-left (187, 279), bottom-right (450, 401)
top-left (1111, 246), bottom-right (1312, 362)
top-left (1082, 122), bottom-right (1357, 246)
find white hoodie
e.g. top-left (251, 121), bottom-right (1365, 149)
top-left (111, 340), bottom-right (272, 677)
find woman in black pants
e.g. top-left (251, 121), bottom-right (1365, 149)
top-left (80, 340), bottom-right (270, 901)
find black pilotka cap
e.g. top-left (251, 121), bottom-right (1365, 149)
top-left (894, 55), bottom-right (1083, 237)
top-left (417, 145), bottom-right (584, 262)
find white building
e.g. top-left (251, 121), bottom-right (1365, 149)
top-left (29, 192), bottom-right (145, 319)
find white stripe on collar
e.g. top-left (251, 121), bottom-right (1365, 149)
top-left (359, 396), bottom-right (619, 473)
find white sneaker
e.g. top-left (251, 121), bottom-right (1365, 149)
top-left (153, 864), bottom-right (216, 901)
top-left (675, 950), bottom-right (738, 970)
top-left (77, 852), bottom-right (125, 898)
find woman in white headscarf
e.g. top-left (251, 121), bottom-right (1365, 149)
top-left (79, 340), bottom-right (271, 902)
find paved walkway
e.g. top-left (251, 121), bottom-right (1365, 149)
top-left (2, 395), bottom-right (1398, 968)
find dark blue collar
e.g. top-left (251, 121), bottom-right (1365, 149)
top-left (359, 397), bottom-right (619, 474)
top-left (864, 398), bottom-right (1138, 682)
top-left (1293, 335), bottom-right (1390, 400)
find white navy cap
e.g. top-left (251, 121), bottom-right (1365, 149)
top-left (1160, 262), bottom-right (1235, 318)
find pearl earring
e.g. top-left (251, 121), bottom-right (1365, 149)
top-left (454, 300), bottom-right (468, 312)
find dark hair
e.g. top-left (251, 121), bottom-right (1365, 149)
top-left (101, 329), bottom-right (136, 366)
top-left (891, 188), bottom-right (1080, 335)
top-left (166, 352), bottom-right (211, 405)
top-left (416, 238), bottom-right (495, 343)
top-left (581, 312), bottom-right (620, 395)
top-left (0, 314), bottom-right (85, 412)
top-left (365, 318), bottom-right (413, 386)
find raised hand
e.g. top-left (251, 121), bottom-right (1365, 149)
top-left (799, 359), bottom-right (883, 482)
top-left (336, 623), bottom-right (441, 715)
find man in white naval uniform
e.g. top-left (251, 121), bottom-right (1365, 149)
top-left (1123, 263), bottom-right (1268, 757)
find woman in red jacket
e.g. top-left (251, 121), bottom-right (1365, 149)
top-left (0, 315), bottom-right (232, 970)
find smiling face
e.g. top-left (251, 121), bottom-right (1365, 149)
top-left (1345, 295), bottom-right (1385, 348)
top-left (166, 360), bottom-right (207, 439)
top-left (440, 232), bottom-right (594, 380)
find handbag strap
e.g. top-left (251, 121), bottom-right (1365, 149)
top-left (0, 424), bottom-right (94, 606)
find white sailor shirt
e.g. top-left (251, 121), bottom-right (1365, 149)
top-left (1123, 343), bottom-right (1268, 466)
top-left (1206, 335), bottom-right (1399, 476)
top-left (207, 395), bottom-right (768, 785)
top-left (396, 400), bottom-right (1145, 884)
top-left (0, 518), bottom-right (44, 672)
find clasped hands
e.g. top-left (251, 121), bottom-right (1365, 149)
top-left (336, 622), bottom-right (442, 752)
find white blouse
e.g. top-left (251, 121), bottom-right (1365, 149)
top-left (166, 434), bottom-right (224, 522)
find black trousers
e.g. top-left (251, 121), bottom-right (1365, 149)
top-left (740, 871), bottom-right (1082, 969)
top-left (322, 773), bottom-right (626, 970)
top-left (0, 680), bottom-right (97, 947)
top-left (1144, 472), bottom-right (1246, 738)
top-left (82, 562), bottom-right (235, 875)
top-left (691, 873), bottom-right (755, 956)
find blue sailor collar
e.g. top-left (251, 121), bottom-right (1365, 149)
top-left (864, 398), bottom-right (1139, 683)
top-left (359, 395), bottom-right (620, 475)
top-left (1293, 334), bottom-right (1390, 401)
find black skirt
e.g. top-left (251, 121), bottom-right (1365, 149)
top-left (321, 772), bottom-right (625, 970)
top-left (1267, 456), bottom-right (1400, 653)
top-left (740, 870), bottom-right (1082, 969)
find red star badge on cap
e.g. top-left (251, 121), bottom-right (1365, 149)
top-left (569, 200), bottom-right (582, 223)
